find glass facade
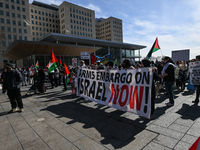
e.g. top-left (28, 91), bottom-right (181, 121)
top-left (23, 55), bottom-right (81, 68)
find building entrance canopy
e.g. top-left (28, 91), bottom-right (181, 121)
top-left (3, 40), bottom-right (100, 60)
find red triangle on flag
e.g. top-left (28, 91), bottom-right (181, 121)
top-left (64, 63), bottom-right (70, 75)
top-left (51, 51), bottom-right (58, 63)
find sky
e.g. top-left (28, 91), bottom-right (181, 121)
top-left (30, 0), bottom-right (200, 60)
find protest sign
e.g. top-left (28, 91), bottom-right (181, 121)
top-left (76, 68), bottom-right (153, 119)
top-left (189, 61), bottom-right (200, 85)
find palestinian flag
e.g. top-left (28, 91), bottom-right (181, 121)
top-left (35, 61), bottom-right (39, 69)
top-left (92, 54), bottom-right (97, 64)
top-left (48, 51), bottom-right (58, 74)
top-left (64, 63), bottom-right (70, 88)
top-left (189, 137), bottom-right (200, 150)
top-left (113, 59), bottom-right (119, 66)
top-left (29, 64), bottom-right (34, 70)
top-left (146, 37), bottom-right (160, 60)
top-left (46, 61), bottom-right (50, 68)
top-left (59, 58), bottom-right (62, 68)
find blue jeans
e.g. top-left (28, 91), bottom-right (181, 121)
top-left (196, 85), bottom-right (200, 101)
top-left (165, 81), bottom-right (174, 104)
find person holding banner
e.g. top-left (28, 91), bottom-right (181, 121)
top-left (141, 59), bottom-right (156, 118)
top-left (107, 61), bottom-right (115, 70)
top-left (192, 55), bottom-right (200, 103)
top-left (122, 59), bottom-right (135, 70)
top-left (80, 60), bottom-right (87, 69)
top-left (159, 56), bottom-right (176, 106)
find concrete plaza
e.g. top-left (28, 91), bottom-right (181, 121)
top-left (0, 84), bottom-right (199, 150)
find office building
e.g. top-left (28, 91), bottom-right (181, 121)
top-left (96, 17), bottom-right (123, 42)
top-left (29, 1), bottom-right (60, 41)
top-left (59, 1), bottom-right (96, 38)
top-left (0, 0), bottom-right (31, 69)
top-left (1, 0), bottom-right (136, 70)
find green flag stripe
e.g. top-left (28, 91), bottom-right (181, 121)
top-left (48, 63), bottom-right (57, 74)
top-left (152, 48), bottom-right (160, 53)
top-left (65, 74), bottom-right (69, 88)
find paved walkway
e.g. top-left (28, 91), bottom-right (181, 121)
top-left (0, 84), bottom-right (199, 150)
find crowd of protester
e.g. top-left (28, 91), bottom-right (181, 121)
top-left (1, 55), bottom-right (200, 119)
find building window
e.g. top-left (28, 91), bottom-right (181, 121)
top-left (7, 27), bottom-right (11, 32)
top-left (0, 3), bottom-right (3, 7)
top-left (13, 28), bottom-right (16, 32)
top-left (18, 21), bottom-right (21, 26)
top-left (19, 29), bottom-right (21, 33)
top-left (24, 36), bottom-right (27, 40)
top-left (42, 12), bottom-right (44, 15)
top-left (2, 42), bottom-right (6, 46)
top-left (11, 5), bottom-right (15, 9)
top-left (31, 15), bottom-right (33, 18)
top-left (8, 35), bottom-right (11, 39)
top-left (17, 0), bottom-right (19, 3)
top-left (6, 4), bottom-right (9, 8)
top-left (12, 20), bottom-right (16, 25)
top-left (33, 38), bottom-right (35, 41)
top-left (6, 12), bottom-right (9, 16)
top-left (43, 28), bottom-right (45, 31)
top-left (32, 21), bottom-right (34, 24)
top-left (36, 27), bottom-right (38, 30)
top-left (31, 9), bottom-right (33, 13)
top-left (22, 8), bottom-right (25, 12)
top-left (22, 1), bottom-right (25, 5)
top-left (23, 22), bottom-right (26, 26)
top-left (35, 21), bottom-right (38, 25)
top-left (32, 32), bottom-right (35, 35)
top-left (8, 42), bottom-right (11, 46)
top-left (35, 10), bottom-right (37, 13)
top-left (17, 7), bottom-right (20, 11)
top-left (19, 36), bottom-right (22, 40)
top-left (17, 14), bottom-right (20, 18)
top-left (23, 15), bottom-right (26, 19)
top-left (7, 20), bottom-right (10, 24)
top-left (12, 13), bottom-right (15, 17)
top-left (0, 11), bottom-right (3, 15)
top-left (38, 11), bottom-right (41, 14)
top-left (35, 16), bottom-right (37, 19)
top-left (24, 29), bottom-right (27, 33)
top-left (1, 26), bottom-right (5, 30)
top-left (71, 31), bottom-right (73, 34)
top-left (40, 33), bottom-right (42, 36)
top-left (32, 26), bottom-right (34, 30)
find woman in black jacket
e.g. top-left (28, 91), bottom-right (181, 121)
top-left (38, 66), bottom-right (46, 93)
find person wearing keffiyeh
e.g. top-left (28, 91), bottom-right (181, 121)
top-left (159, 56), bottom-right (176, 106)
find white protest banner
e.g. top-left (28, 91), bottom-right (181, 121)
top-left (76, 68), bottom-right (153, 119)
top-left (189, 61), bottom-right (200, 85)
